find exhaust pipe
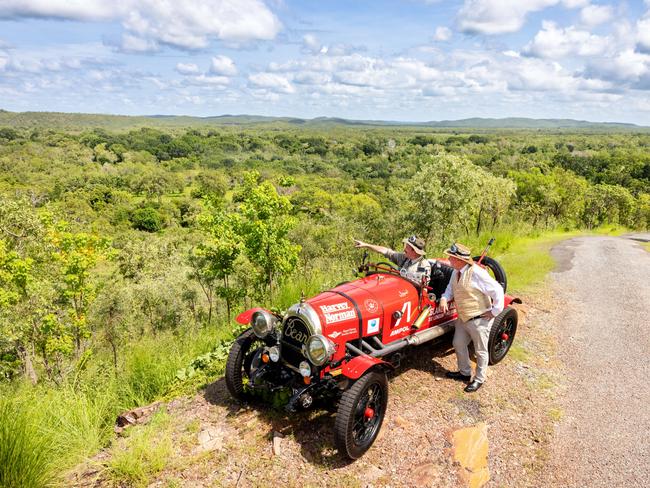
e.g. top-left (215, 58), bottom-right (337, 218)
top-left (344, 320), bottom-right (456, 358)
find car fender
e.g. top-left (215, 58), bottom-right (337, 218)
top-left (504, 296), bottom-right (522, 308)
top-left (341, 355), bottom-right (393, 380)
top-left (235, 307), bottom-right (268, 325)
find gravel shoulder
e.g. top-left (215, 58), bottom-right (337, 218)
top-left (542, 233), bottom-right (650, 487)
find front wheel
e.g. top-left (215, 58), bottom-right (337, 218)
top-left (488, 307), bottom-right (518, 365)
top-left (225, 328), bottom-right (265, 401)
top-left (334, 370), bottom-right (388, 459)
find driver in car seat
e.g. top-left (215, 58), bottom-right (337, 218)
top-left (353, 235), bottom-right (432, 284)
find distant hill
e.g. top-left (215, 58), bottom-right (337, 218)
top-left (0, 110), bottom-right (645, 131)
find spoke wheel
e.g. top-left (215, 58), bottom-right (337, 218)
top-left (225, 328), bottom-right (266, 401)
top-left (488, 307), bottom-right (518, 365)
top-left (335, 370), bottom-right (388, 459)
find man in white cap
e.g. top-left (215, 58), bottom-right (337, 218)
top-left (353, 235), bottom-right (431, 284)
top-left (438, 242), bottom-right (504, 392)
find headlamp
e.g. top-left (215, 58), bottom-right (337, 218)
top-left (305, 334), bottom-right (335, 366)
top-left (251, 310), bottom-right (277, 338)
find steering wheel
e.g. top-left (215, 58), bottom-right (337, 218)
top-left (375, 261), bottom-right (399, 271)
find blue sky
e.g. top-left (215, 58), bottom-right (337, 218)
top-left (1, 0), bottom-right (649, 124)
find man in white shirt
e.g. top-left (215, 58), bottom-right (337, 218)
top-left (438, 242), bottom-right (504, 392)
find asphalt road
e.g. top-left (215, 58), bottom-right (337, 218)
top-left (545, 233), bottom-right (650, 487)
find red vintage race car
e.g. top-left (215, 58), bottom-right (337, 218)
top-left (225, 250), bottom-right (521, 459)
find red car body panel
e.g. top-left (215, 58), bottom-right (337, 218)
top-left (341, 355), bottom-right (390, 380)
top-left (235, 307), bottom-right (266, 325)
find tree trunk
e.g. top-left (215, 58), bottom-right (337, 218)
top-left (17, 343), bottom-right (38, 384)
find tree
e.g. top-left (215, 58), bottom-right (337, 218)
top-left (189, 211), bottom-right (243, 323)
top-left (233, 171), bottom-right (300, 295)
top-left (403, 154), bottom-right (483, 244)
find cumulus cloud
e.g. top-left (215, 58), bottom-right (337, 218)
top-left (210, 55), bottom-right (238, 76)
top-left (248, 72), bottom-right (295, 93)
top-left (586, 49), bottom-right (650, 83)
top-left (302, 34), bottom-right (324, 54)
top-left (638, 16), bottom-right (650, 53)
top-left (457, 0), bottom-right (589, 35)
top-left (121, 33), bottom-right (158, 53)
top-left (580, 4), bottom-right (613, 27)
top-left (433, 26), bottom-right (452, 41)
top-left (0, 1), bottom-right (282, 50)
top-left (524, 22), bottom-right (610, 58)
top-left (176, 63), bottom-right (200, 75)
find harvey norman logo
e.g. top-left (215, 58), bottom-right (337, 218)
top-left (320, 302), bottom-right (356, 324)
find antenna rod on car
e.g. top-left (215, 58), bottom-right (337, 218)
top-left (477, 237), bottom-right (495, 265)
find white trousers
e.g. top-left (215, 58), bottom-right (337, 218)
top-left (453, 316), bottom-right (493, 383)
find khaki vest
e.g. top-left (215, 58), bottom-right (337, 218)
top-left (451, 265), bottom-right (492, 322)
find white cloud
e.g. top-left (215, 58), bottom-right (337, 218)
top-left (524, 22), bottom-right (610, 58)
top-left (0, 1), bottom-right (282, 50)
top-left (210, 55), bottom-right (237, 76)
top-left (457, 0), bottom-right (588, 35)
top-left (580, 4), bottom-right (613, 27)
top-left (176, 63), bottom-right (200, 75)
top-left (121, 33), bottom-right (158, 53)
top-left (638, 17), bottom-right (650, 53)
top-left (248, 72), bottom-right (295, 93)
top-left (433, 26), bottom-right (452, 41)
top-left (587, 49), bottom-right (650, 82)
top-left (188, 74), bottom-right (230, 86)
top-left (303, 34), bottom-right (322, 54)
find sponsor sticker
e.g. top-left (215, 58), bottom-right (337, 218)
top-left (389, 326), bottom-right (410, 337)
top-left (364, 299), bottom-right (379, 313)
top-left (320, 302), bottom-right (357, 324)
top-left (367, 318), bottom-right (380, 334)
top-left (341, 327), bottom-right (357, 336)
top-left (398, 289), bottom-right (408, 298)
top-left (328, 331), bottom-right (341, 339)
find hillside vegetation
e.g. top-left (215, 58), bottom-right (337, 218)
top-left (0, 114), bottom-right (649, 486)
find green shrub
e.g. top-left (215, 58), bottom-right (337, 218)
top-left (131, 207), bottom-right (163, 232)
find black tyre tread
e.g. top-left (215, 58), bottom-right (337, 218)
top-left (474, 255), bottom-right (507, 293)
top-left (488, 307), bottom-right (518, 365)
top-left (225, 328), bottom-right (256, 400)
top-left (334, 370), bottom-right (388, 459)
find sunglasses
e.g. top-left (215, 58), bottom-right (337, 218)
top-left (449, 243), bottom-right (471, 257)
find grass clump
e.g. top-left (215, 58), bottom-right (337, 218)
top-left (105, 410), bottom-right (173, 488)
top-left (508, 343), bottom-right (531, 362)
top-left (0, 399), bottom-right (53, 488)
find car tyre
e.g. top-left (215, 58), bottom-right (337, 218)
top-left (488, 307), bottom-right (518, 365)
top-left (225, 328), bottom-right (265, 401)
top-left (334, 370), bottom-right (388, 459)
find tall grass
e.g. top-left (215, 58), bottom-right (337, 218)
top-left (0, 399), bottom-right (53, 488)
top-left (0, 325), bottom-right (227, 486)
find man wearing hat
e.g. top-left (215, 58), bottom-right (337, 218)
top-left (353, 235), bottom-right (431, 284)
top-left (438, 242), bottom-right (504, 392)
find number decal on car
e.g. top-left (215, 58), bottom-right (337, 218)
top-left (395, 301), bottom-right (412, 327)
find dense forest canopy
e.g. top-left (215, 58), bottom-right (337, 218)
top-left (1, 121), bottom-right (649, 383)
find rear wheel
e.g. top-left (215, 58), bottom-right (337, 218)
top-left (488, 308), bottom-right (518, 365)
top-left (334, 370), bottom-right (388, 459)
top-left (473, 255), bottom-right (507, 292)
top-left (225, 328), bottom-right (265, 401)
